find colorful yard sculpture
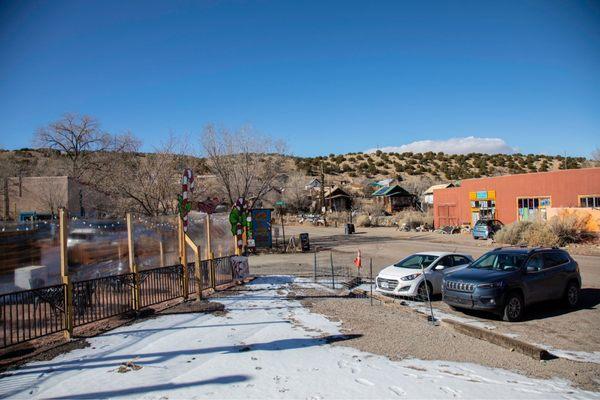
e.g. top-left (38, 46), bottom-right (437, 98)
top-left (178, 169), bottom-right (194, 232)
top-left (229, 197), bottom-right (252, 252)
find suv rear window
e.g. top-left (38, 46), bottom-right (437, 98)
top-left (543, 252), bottom-right (570, 268)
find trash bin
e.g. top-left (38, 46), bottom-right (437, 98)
top-left (345, 223), bottom-right (355, 235)
top-left (299, 233), bottom-right (310, 252)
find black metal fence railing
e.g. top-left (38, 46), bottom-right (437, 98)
top-left (139, 265), bottom-right (183, 308)
top-left (1, 284), bottom-right (66, 348)
top-left (213, 256), bottom-right (234, 286)
top-left (187, 260), bottom-right (214, 293)
top-left (72, 274), bottom-right (135, 327)
top-left (1, 256), bottom-right (237, 349)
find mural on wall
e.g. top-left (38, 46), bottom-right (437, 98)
top-left (251, 208), bottom-right (272, 248)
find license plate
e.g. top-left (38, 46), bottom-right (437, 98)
top-left (448, 296), bottom-right (468, 304)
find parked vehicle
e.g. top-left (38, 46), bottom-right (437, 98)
top-left (472, 219), bottom-right (503, 240)
top-left (375, 252), bottom-right (474, 299)
top-left (442, 247), bottom-right (581, 321)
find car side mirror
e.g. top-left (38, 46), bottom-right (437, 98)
top-left (435, 264), bottom-right (445, 270)
top-left (526, 266), bottom-right (539, 273)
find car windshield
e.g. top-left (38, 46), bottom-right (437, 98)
top-left (394, 254), bottom-right (438, 270)
top-left (469, 252), bottom-right (527, 271)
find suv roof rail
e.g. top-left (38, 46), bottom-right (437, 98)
top-left (493, 246), bottom-right (504, 251)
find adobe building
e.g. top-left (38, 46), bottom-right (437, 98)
top-left (433, 168), bottom-right (600, 228)
top-left (1, 176), bottom-right (100, 221)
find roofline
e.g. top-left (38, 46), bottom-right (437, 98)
top-left (450, 166), bottom-right (600, 186)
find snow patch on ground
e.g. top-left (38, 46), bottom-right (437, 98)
top-left (535, 346), bottom-right (600, 365)
top-left (0, 276), bottom-right (598, 399)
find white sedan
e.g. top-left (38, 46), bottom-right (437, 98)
top-left (375, 252), bottom-right (473, 299)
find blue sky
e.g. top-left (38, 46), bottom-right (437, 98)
top-left (0, 0), bottom-right (599, 157)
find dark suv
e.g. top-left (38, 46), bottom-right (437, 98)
top-left (442, 247), bottom-right (581, 321)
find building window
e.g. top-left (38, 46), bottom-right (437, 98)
top-left (518, 197), bottom-right (551, 221)
top-left (579, 196), bottom-right (600, 208)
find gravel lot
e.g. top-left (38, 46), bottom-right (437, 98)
top-left (252, 225), bottom-right (600, 366)
top-left (296, 286), bottom-right (600, 391)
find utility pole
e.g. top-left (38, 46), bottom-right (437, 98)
top-left (320, 162), bottom-right (326, 225)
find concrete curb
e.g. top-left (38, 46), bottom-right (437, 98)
top-left (350, 288), bottom-right (554, 361)
top-left (441, 319), bottom-right (552, 360)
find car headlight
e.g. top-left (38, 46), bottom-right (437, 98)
top-left (401, 273), bottom-right (422, 281)
top-left (477, 281), bottom-right (505, 289)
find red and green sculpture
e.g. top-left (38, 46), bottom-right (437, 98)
top-left (229, 197), bottom-right (252, 251)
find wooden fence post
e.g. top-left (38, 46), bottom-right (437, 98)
top-left (210, 251), bottom-right (216, 290)
top-left (179, 216), bottom-right (189, 300)
top-left (127, 213), bottom-right (141, 311)
top-left (158, 232), bottom-right (165, 268)
top-left (184, 233), bottom-right (201, 301)
top-left (206, 214), bottom-right (212, 259)
top-left (59, 208), bottom-right (73, 340)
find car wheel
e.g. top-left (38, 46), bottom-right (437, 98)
top-left (503, 292), bottom-right (524, 322)
top-left (564, 281), bottom-right (579, 308)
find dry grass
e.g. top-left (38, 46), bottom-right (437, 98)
top-left (396, 210), bottom-right (433, 229)
top-left (355, 215), bottom-right (371, 227)
top-left (495, 214), bottom-right (593, 247)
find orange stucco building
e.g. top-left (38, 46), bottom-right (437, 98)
top-left (433, 168), bottom-right (600, 228)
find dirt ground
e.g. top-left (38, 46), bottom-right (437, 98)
top-left (294, 284), bottom-right (600, 391)
top-left (252, 225), bottom-right (600, 357)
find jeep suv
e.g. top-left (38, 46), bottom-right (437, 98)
top-left (442, 247), bottom-right (581, 321)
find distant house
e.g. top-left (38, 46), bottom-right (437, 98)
top-left (304, 178), bottom-right (322, 191)
top-left (423, 183), bottom-right (454, 206)
top-left (372, 185), bottom-right (415, 213)
top-left (371, 178), bottom-right (396, 188)
top-left (324, 186), bottom-right (352, 212)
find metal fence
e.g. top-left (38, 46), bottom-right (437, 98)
top-left (72, 274), bottom-right (135, 327)
top-left (213, 256), bottom-right (234, 286)
top-left (139, 265), bottom-right (184, 308)
top-left (1, 284), bottom-right (66, 348)
top-left (1, 255), bottom-right (237, 349)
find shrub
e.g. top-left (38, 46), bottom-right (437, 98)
top-left (396, 210), bottom-right (434, 230)
top-left (549, 213), bottom-right (591, 246)
top-left (355, 214), bottom-right (371, 227)
top-left (495, 220), bottom-right (559, 247)
top-left (363, 203), bottom-right (386, 217)
top-left (494, 221), bottom-right (533, 245)
top-left (525, 222), bottom-right (560, 247)
top-left (496, 213), bottom-right (592, 247)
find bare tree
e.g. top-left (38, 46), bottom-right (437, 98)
top-left (37, 180), bottom-right (67, 218)
top-left (202, 125), bottom-right (287, 207)
top-left (592, 147), bottom-right (600, 166)
top-left (106, 135), bottom-right (200, 216)
top-left (34, 113), bottom-right (139, 180)
top-left (282, 171), bottom-right (311, 212)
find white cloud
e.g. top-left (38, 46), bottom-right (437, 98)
top-left (366, 136), bottom-right (516, 155)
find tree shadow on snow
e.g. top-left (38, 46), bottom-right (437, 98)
top-left (49, 375), bottom-right (250, 399)
top-left (7, 334), bottom-right (363, 378)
